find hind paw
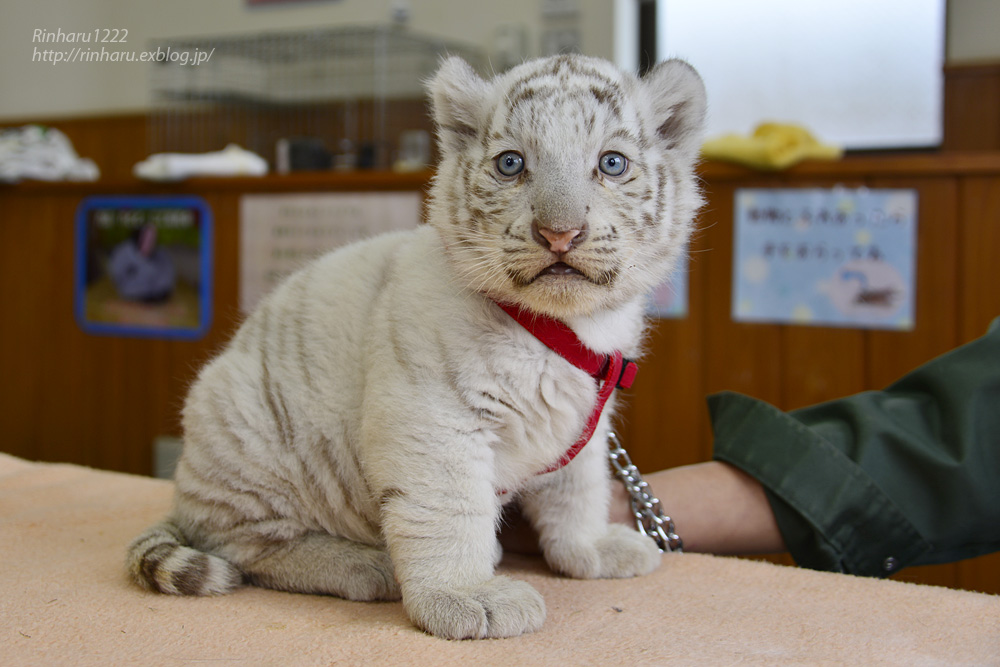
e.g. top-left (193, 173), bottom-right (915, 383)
top-left (340, 548), bottom-right (401, 601)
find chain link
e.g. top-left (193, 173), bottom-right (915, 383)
top-left (608, 430), bottom-right (683, 553)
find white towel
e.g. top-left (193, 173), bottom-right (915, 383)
top-left (0, 125), bottom-right (99, 183)
top-left (134, 143), bottom-right (268, 181)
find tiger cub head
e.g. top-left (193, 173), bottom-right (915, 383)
top-left (426, 54), bottom-right (706, 320)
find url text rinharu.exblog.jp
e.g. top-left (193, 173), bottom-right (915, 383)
top-left (32, 45), bottom-right (215, 66)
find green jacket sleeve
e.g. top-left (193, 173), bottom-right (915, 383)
top-left (709, 318), bottom-right (1000, 577)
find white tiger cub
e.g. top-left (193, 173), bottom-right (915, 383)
top-left (127, 54), bottom-right (706, 639)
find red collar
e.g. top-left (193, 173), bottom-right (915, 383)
top-left (494, 302), bottom-right (638, 474)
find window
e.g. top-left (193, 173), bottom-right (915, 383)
top-left (649, 0), bottom-right (945, 150)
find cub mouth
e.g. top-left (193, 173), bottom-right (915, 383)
top-left (533, 261), bottom-right (586, 280)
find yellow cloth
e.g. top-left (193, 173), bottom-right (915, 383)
top-left (701, 123), bottom-right (842, 170)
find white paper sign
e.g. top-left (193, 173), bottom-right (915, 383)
top-left (239, 192), bottom-right (421, 312)
top-left (647, 250), bottom-right (689, 319)
top-left (733, 188), bottom-right (918, 329)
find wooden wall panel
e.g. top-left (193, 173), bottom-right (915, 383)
top-left (781, 327), bottom-right (866, 410)
top-left (864, 178), bottom-right (960, 388)
top-left (958, 553), bottom-right (1000, 595)
top-left (958, 176), bottom-right (1000, 341)
top-left (617, 318), bottom-right (709, 471)
top-left (943, 62), bottom-right (1000, 152)
top-left (893, 562), bottom-right (961, 589)
top-left (0, 191), bottom-right (228, 473)
top-left (950, 175), bottom-right (1000, 596)
top-left (699, 181), bottom-right (785, 407)
top-left (0, 175), bottom-right (428, 475)
top-left (0, 197), bottom-right (59, 461)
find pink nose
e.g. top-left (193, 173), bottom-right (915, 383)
top-left (536, 227), bottom-right (582, 253)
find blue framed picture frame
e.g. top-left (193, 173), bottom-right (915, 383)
top-left (75, 195), bottom-right (213, 340)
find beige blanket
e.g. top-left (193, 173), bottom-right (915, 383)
top-left (2, 452), bottom-right (998, 665)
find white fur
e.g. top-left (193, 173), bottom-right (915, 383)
top-left (127, 54), bottom-right (706, 640)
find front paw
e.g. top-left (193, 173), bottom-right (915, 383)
top-left (403, 576), bottom-right (546, 639)
top-left (545, 524), bottom-right (661, 579)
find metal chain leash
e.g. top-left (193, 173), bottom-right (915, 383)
top-left (608, 430), bottom-right (683, 553)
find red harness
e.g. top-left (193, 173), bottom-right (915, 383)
top-left (494, 302), bottom-right (638, 475)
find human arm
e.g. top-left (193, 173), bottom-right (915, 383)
top-left (608, 460), bottom-right (785, 555)
top-left (503, 458), bottom-right (785, 557)
top-left (709, 317), bottom-right (1000, 576)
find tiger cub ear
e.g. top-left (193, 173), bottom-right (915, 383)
top-left (641, 59), bottom-right (707, 160)
top-left (428, 56), bottom-right (490, 153)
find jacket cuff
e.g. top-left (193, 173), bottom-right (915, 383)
top-left (709, 391), bottom-right (931, 577)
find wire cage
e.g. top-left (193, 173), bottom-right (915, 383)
top-left (147, 26), bottom-right (486, 171)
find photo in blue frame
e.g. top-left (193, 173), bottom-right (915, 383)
top-left (75, 196), bottom-right (213, 340)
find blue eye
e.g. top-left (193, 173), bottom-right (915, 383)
top-left (599, 152), bottom-right (628, 176)
top-left (496, 151), bottom-right (525, 177)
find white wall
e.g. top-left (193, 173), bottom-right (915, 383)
top-left (946, 0), bottom-right (1000, 62)
top-left (0, 0), bottom-right (996, 121)
top-left (0, 0), bottom-right (614, 120)
top-left (659, 0), bottom-right (946, 149)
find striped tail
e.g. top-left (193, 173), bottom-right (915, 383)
top-left (126, 520), bottom-right (243, 596)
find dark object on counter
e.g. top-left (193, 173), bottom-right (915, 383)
top-left (276, 138), bottom-right (332, 173)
